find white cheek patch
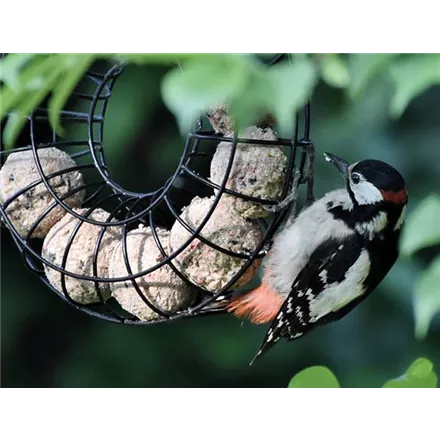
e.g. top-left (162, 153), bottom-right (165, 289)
top-left (351, 180), bottom-right (384, 205)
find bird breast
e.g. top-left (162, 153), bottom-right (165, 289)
top-left (264, 190), bottom-right (354, 297)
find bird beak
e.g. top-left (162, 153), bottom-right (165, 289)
top-left (324, 153), bottom-right (350, 179)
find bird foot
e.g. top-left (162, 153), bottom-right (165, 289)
top-left (263, 168), bottom-right (302, 213)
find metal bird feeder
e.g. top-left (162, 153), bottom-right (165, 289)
top-left (0, 54), bottom-right (315, 325)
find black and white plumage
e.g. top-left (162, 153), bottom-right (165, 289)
top-left (226, 153), bottom-right (408, 365)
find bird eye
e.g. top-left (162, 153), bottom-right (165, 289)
top-left (352, 173), bottom-right (361, 184)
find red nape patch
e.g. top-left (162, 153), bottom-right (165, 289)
top-left (226, 278), bottom-right (284, 324)
top-left (380, 188), bottom-right (408, 204)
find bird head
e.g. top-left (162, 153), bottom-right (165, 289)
top-left (324, 153), bottom-right (408, 207)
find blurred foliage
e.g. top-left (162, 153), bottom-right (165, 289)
top-left (289, 358), bottom-right (437, 388)
top-left (382, 358), bottom-right (437, 388)
top-left (288, 366), bottom-right (340, 388)
top-left (2, 53), bottom-right (440, 144)
top-left (1, 53), bottom-right (440, 387)
top-left (162, 54), bottom-right (317, 133)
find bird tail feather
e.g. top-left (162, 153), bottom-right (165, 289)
top-left (226, 280), bottom-right (284, 324)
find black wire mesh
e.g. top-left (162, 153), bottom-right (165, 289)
top-left (0, 54), bottom-right (315, 325)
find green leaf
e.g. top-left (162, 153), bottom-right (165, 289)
top-left (163, 56), bottom-right (317, 135)
top-left (228, 67), bottom-right (273, 131)
top-left (390, 54), bottom-right (440, 117)
top-left (267, 58), bottom-right (317, 134)
top-left (400, 194), bottom-right (440, 256)
top-left (3, 60), bottom-right (64, 148)
top-left (320, 54), bottom-right (350, 88)
top-left (383, 358), bottom-right (437, 388)
top-left (348, 53), bottom-right (398, 99)
top-left (413, 255), bottom-right (440, 339)
top-left (0, 53), bottom-right (36, 90)
top-left (288, 366), bottom-right (340, 388)
top-left (48, 54), bottom-right (94, 135)
top-left (0, 55), bottom-right (55, 122)
top-left (161, 54), bottom-right (249, 132)
top-left (113, 53), bottom-right (199, 65)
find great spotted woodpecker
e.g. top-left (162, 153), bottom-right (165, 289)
top-left (227, 153), bottom-right (408, 364)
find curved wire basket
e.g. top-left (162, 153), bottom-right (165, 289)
top-left (0, 55), bottom-right (315, 325)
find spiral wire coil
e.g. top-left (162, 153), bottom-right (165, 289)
top-left (0, 55), bottom-right (315, 324)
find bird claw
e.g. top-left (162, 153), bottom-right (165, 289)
top-left (263, 190), bottom-right (297, 213)
top-left (262, 169), bottom-right (302, 213)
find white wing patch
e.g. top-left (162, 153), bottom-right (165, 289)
top-left (309, 250), bottom-right (371, 322)
top-left (355, 211), bottom-right (388, 239)
top-left (295, 306), bottom-right (304, 322)
top-left (305, 288), bottom-right (314, 300)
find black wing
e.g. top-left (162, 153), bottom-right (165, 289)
top-left (250, 234), bottom-right (365, 365)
